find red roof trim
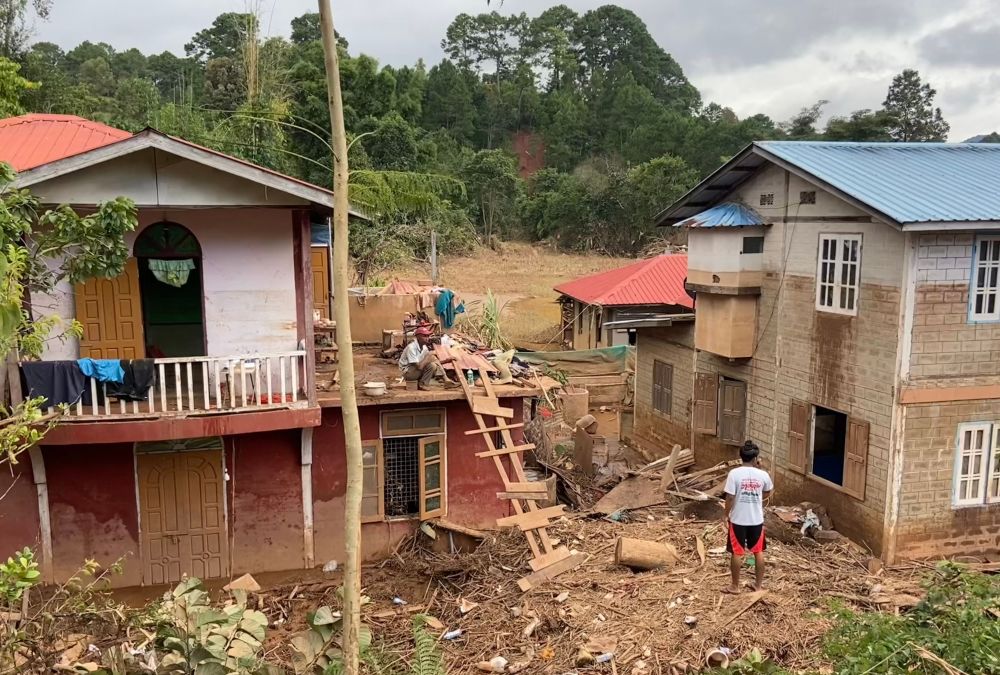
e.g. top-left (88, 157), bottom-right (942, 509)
top-left (554, 254), bottom-right (693, 308)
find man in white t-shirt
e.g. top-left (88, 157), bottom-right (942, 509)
top-left (398, 326), bottom-right (456, 390)
top-left (723, 440), bottom-right (773, 593)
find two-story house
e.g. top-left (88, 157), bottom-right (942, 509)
top-left (643, 141), bottom-right (1000, 562)
top-left (0, 114), bottom-right (534, 586)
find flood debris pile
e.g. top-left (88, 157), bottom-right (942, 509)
top-left (346, 512), bottom-right (928, 674)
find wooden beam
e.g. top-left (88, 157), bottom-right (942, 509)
top-left (501, 481), bottom-right (549, 493)
top-left (464, 422), bottom-right (525, 436)
top-left (472, 396), bottom-right (513, 418)
top-left (434, 519), bottom-right (488, 538)
top-left (498, 490), bottom-right (550, 500)
top-left (497, 505), bottom-right (565, 531)
top-left (528, 545), bottom-right (572, 572)
top-left (475, 444), bottom-right (535, 459)
top-left (517, 552), bottom-right (584, 592)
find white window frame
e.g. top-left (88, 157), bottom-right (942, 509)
top-left (969, 235), bottom-right (1000, 322)
top-left (953, 422), bottom-right (1000, 507)
top-left (816, 233), bottom-right (862, 316)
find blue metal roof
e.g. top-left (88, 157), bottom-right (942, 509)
top-left (675, 202), bottom-right (764, 228)
top-left (756, 141), bottom-right (1000, 224)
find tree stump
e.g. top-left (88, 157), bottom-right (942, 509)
top-left (615, 537), bottom-right (681, 570)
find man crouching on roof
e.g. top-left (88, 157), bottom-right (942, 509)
top-left (398, 326), bottom-right (458, 390)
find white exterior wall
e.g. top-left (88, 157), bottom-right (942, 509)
top-left (688, 227), bottom-right (765, 274)
top-left (33, 208), bottom-right (299, 360)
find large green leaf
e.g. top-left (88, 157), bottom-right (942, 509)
top-left (194, 663), bottom-right (228, 675)
top-left (310, 606), bottom-right (339, 626)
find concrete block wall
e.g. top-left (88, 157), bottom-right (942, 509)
top-left (911, 233), bottom-right (1000, 382)
top-left (895, 400), bottom-right (1000, 558)
top-left (632, 326), bottom-right (694, 451)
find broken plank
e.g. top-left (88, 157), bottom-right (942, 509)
top-left (472, 396), bottom-right (513, 418)
top-left (528, 545), bottom-right (572, 572)
top-left (497, 504), bottom-right (564, 526)
top-left (434, 519), bottom-right (488, 538)
top-left (517, 551), bottom-right (584, 592)
top-left (502, 481), bottom-right (549, 493)
top-left (476, 444), bottom-right (535, 459)
top-left (497, 505), bottom-right (565, 531)
top-left (498, 490), bottom-right (552, 500)
top-left (464, 422), bottom-right (525, 436)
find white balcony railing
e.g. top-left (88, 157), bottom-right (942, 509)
top-left (53, 351), bottom-right (309, 420)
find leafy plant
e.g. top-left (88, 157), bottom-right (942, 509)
top-left (456, 290), bottom-right (512, 350)
top-left (290, 603), bottom-right (372, 675)
top-left (155, 577), bottom-right (271, 675)
top-left (409, 615), bottom-right (445, 675)
top-left (0, 547), bottom-right (40, 604)
top-left (822, 563), bottom-right (1000, 674)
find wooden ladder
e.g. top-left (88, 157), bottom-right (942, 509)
top-left (458, 366), bottom-right (583, 591)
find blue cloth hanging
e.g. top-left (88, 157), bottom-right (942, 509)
top-left (434, 289), bottom-right (465, 329)
top-left (77, 358), bottom-right (125, 383)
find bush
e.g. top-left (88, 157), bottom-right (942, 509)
top-left (823, 563), bottom-right (1000, 674)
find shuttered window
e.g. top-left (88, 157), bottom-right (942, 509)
top-left (816, 233), bottom-right (862, 316)
top-left (787, 400), bottom-right (809, 474)
top-left (652, 360), bottom-right (673, 416)
top-left (793, 401), bottom-right (870, 501)
top-left (843, 419), bottom-right (870, 500)
top-left (970, 236), bottom-right (1000, 322)
top-left (718, 378), bottom-right (747, 446)
top-left (419, 436), bottom-right (446, 519)
top-left (692, 373), bottom-right (718, 435)
top-left (361, 440), bottom-right (384, 523)
top-left (954, 422), bottom-right (1000, 507)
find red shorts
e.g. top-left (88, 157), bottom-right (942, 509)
top-left (727, 523), bottom-right (765, 555)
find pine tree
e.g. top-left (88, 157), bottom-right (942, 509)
top-left (882, 69), bottom-right (950, 142)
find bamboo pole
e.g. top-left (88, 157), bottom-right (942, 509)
top-left (317, 3), bottom-right (363, 672)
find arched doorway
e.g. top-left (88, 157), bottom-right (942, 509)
top-left (134, 221), bottom-right (205, 357)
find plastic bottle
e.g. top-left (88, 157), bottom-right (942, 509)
top-left (466, 369), bottom-right (475, 386)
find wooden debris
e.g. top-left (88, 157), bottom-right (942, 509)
top-left (615, 537), bottom-right (681, 570)
top-left (434, 519), bottom-right (488, 539)
top-left (718, 590), bottom-right (767, 627)
top-left (224, 573), bottom-right (260, 592)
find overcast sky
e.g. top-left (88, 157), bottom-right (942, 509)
top-left (33, 0), bottom-right (1000, 141)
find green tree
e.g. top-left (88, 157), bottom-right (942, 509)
top-left (185, 12), bottom-right (256, 63)
top-left (824, 109), bottom-right (893, 141)
top-left (780, 100), bottom-right (826, 139)
top-left (147, 51), bottom-right (198, 102)
top-left (882, 69), bottom-right (950, 141)
top-left (153, 103), bottom-right (209, 139)
top-left (64, 40), bottom-right (114, 75)
top-left (202, 56), bottom-right (244, 111)
top-left (463, 148), bottom-right (522, 241)
top-left (0, 0), bottom-right (50, 59)
top-left (112, 77), bottom-right (160, 132)
top-left (572, 5), bottom-right (699, 112)
top-left (77, 56), bottom-right (115, 96)
top-left (539, 88), bottom-right (589, 170)
top-left (422, 59), bottom-right (476, 142)
top-left (0, 56), bottom-right (34, 116)
top-left (359, 112), bottom-right (420, 171)
top-left (111, 47), bottom-right (147, 80)
top-left (525, 4), bottom-right (579, 91)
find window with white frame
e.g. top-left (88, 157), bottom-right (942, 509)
top-left (970, 236), bottom-right (1000, 321)
top-left (816, 233), bottom-right (862, 315)
top-left (954, 422), bottom-right (1000, 507)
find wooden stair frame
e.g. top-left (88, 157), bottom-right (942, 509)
top-left (458, 366), bottom-right (582, 591)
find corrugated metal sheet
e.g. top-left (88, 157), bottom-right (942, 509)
top-left (0, 114), bottom-right (131, 171)
top-left (554, 255), bottom-right (693, 308)
top-left (675, 202), bottom-right (764, 228)
top-left (757, 141), bottom-right (1000, 224)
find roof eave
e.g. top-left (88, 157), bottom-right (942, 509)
top-left (12, 129), bottom-right (363, 217)
top-left (654, 142), bottom-right (759, 225)
top-left (902, 220), bottom-right (1000, 232)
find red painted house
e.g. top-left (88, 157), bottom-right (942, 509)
top-left (0, 115), bottom-right (530, 587)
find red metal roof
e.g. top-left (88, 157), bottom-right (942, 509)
top-left (0, 114), bottom-right (131, 171)
top-left (554, 254), bottom-right (693, 308)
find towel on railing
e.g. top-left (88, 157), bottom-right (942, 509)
top-left (106, 359), bottom-right (156, 401)
top-left (148, 258), bottom-right (195, 287)
top-left (77, 358), bottom-right (125, 383)
top-left (21, 361), bottom-right (87, 407)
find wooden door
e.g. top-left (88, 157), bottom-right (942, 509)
top-left (138, 450), bottom-right (228, 585)
top-left (718, 378), bottom-right (747, 445)
top-left (310, 246), bottom-right (330, 320)
top-left (76, 257), bottom-right (145, 359)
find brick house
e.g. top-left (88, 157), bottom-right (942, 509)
top-left (649, 141), bottom-right (1000, 562)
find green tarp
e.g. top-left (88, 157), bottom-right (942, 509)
top-left (515, 345), bottom-right (634, 377)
